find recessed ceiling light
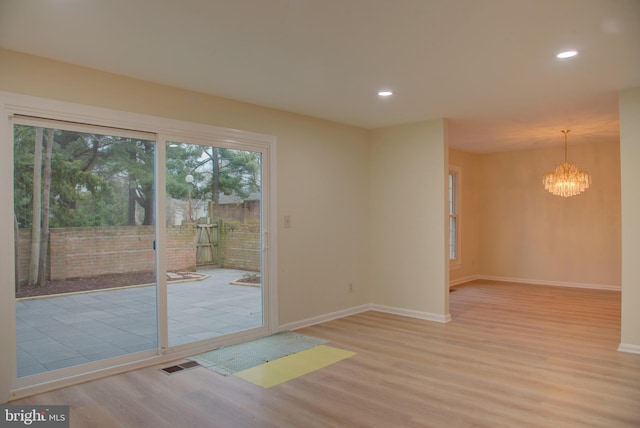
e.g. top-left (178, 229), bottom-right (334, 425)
top-left (378, 90), bottom-right (393, 97)
top-left (556, 50), bottom-right (578, 59)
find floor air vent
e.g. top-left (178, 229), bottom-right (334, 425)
top-left (161, 361), bottom-right (200, 375)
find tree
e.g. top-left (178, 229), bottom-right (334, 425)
top-left (166, 142), bottom-right (203, 200)
top-left (215, 148), bottom-right (261, 199)
top-left (165, 143), bottom-right (261, 220)
top-left (14, 127), bottom-right (260, 231)
top-left (13, 125), bottom-right (37, 229)
top-left (38, 129), bottom-right (54, 287)
top-left (169, 145), bottom-right (260, 201)
top-left (28, 128), bottom-right (43, 285)
top-left (13, 126), bottom-right (112, 229)
top-left (49, 133), bottom-right (135, 227)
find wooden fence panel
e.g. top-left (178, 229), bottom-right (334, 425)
top-left (196, 223), bottom-right (220, 266)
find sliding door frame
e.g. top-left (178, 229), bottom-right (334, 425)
top-left (0, 92), bottom-right (278, 401)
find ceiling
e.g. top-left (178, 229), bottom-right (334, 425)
top-left (1, 0), bottom-right (638, 152)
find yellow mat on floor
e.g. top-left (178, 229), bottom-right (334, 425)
top-left (235, 344), bottom-right (356, 388)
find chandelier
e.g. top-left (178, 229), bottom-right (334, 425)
top-left (542, 129), bottom-right (591, 197)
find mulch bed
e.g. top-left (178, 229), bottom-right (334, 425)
top-left (235, 275), bottom-right (261, 285)
top-left (16, 271), bottom-right (258, 299)
top-left (18, 271), bottom-right (159, 299)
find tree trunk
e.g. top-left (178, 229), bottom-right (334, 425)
top-left (128, 176), bottom-right (137, 225)
top-left (127, 149), bottom-right (138, 225)
top-left (28, 128), bottom-right (43, 286)
top-left (141, 182), bottom-right (154, 225)
top-left (37, 129), bottom-right (54, 287)
top-left (209, 147), bottom-right (221, 218)
top-left (211, 147), bottom-right (220, 204)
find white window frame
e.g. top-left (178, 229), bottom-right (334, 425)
top-left (0, 92), bottom-right (278, 400)
top-left (449, 167), bottom-right (461, 269)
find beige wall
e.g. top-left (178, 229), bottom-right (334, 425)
top-left (477, 142), bottom-right (621, 287)
top-left (450, 142), bottom-right (621, 289)
top-left (620, 87), bottom-right (640, 349)
top-left (0, 49), bottom-right (371, 326)
top-left (369, 120), bottom-right (449, 319)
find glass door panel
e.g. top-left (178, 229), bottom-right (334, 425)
top-left (166, 141), bottom-right (263, 347)
top-left (13, 122), bottom-right (158, 378)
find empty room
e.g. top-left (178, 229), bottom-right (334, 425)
top-left (1, 1), bottom-right (639, 427)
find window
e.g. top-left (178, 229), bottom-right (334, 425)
top-left (449, 168), bottom-right (460, 266)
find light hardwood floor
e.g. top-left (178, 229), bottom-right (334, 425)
top-left (11, 282), bottom-right (640, 427)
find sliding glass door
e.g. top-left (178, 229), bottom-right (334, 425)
top-left (4, 95), bottom-right (275, 398)
top-left (12, 121), bottom-right (269, 381)
top-left (13, 119), bottom-right (159, 379)
top-left (165, 141), bottom-right (264, 347)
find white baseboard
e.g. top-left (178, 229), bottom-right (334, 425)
top-left (618, 343), bottom-right (640, 354)
top-left (279, 305), bottom-right (370, 331)
top-left (370, 304), bottom-right (451, 323)
top-left (471, 275), bottom-right (621, 291)
top-left (280, 302), bottom-right (452, 332)
top-left (449, 275), bottom-right (480, 287)
top-left (282, 274), bottom-right (619, 333)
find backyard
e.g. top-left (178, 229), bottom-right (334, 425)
top-left (16, 268), bottom-right (263, 377)
top-left (16, 270), bottom-right (261, 299)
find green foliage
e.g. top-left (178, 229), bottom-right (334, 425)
top-left (166, 143), bottom-right (261, 204)
top-left (13, 125), bottom-right (155, 228)
top-left (13, 126), bottom-right (36, 228)
top-left (13, 125), bottom-right (263, 230)
top-left (166, 143), bottom-right (204, 199)
top-left (215, 148), bottom-right (261, 199)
